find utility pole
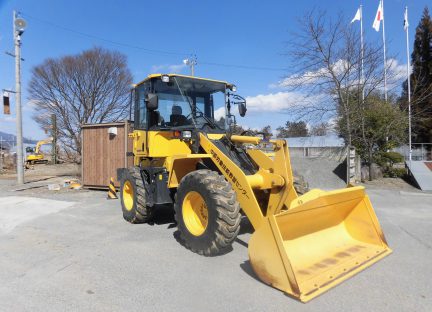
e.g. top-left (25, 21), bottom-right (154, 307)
top-left (51, 114), bottom-right (57, 164)
top-left (0, 136), bottom-right (3, 171)
top-left (13, 11), bottom-right (27, 184)
top-left (183, 55), bottom-right (197, 76)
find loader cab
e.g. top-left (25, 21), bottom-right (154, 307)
top-left (134, 74), bottom-right (235, 133)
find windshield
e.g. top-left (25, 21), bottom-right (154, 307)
top-left (151, 76), bottom-right (226, 130)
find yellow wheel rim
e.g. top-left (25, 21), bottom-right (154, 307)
top-left (182, 191), bottom-right (209, 236)
top-left (123, 180), bottom-right (134, 211)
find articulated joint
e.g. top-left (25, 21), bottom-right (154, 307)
top-left (246, 170), bottom-right (285, 190)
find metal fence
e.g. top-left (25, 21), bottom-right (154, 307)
top-left (394, 143), bottom-right (432, 161)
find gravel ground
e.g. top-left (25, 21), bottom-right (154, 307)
top-left (291, 157), bottom-right (421, 192)
top-left (0, 163), bottom-right (79, 177)
top-left (361, 177), bottom-right (420, 192)
top-left (290, 157), bottom-right (347, 190)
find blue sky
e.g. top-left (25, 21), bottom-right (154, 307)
top-left (0, 0), bottom-right (430, 140)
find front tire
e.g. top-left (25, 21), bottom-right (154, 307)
top-left (119, 167), bottom-right (152, 224)
top-left (174, 170), bottom-right (241, 256)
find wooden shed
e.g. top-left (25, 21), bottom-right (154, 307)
top-left (81, 121), bottom-right (133, 188)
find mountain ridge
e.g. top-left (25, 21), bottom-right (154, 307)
top-left (0, 130), bottom-right (38, 145)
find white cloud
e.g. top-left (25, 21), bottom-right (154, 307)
top-left (245, 91), bottom-right (322, 113)
top-left (387, 58), bottom-right (408, 88)
top-left (151, 63), bottom-right (187, 74)
top-left (169, 63), bottom-right (187, 73)
top-left (273, 59), bottom-right (349, 89)
top-left (23, 99), bottom-right (39, 112)
top-left (214, 107), bottom-right (225, 120)
top-left (151, 64), bottom-right (166, 72)
top-left (273, 58), bottom-right (407, 92)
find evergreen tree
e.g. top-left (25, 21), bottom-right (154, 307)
top-left (340, 92), bottom-right (407, 180)
top-left (276, 121), bottom-right (309, 138)
top-left (401, 7), bottom-right (432, 142)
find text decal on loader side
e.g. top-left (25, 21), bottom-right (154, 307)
top-left (210, 149), bottom-right (249, 199)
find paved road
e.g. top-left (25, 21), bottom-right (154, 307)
top-left (0, 187), bottom-right (431, 312)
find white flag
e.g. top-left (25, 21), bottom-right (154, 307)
top-left (373, 0), bottom-right (384, 32)
top-left (404, 7), bottom-right (409, 31)
top-left (351, 7), bottom-right (361, 23)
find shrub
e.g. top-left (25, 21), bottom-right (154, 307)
top-left (375, 151), bottom-right (404, 168)
top-left (383, 167), bottom-right (407, 178)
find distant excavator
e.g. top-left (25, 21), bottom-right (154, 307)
top-left (25, 137), bottom-right (53, 168)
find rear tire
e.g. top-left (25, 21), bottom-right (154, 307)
top-left (120, 167), bottom-right (152, 224)
top-left (174, 170), bottom-right (241, 256)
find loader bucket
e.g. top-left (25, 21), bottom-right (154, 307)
top-left (248, 186), bottom-right (392, 302)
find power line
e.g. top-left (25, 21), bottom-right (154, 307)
top-left (200, 61), bottom-right (285, 72)
top-left (20, 11), bottom-right (286, 72)
top-left (20, 12), bottom-right (187, 56)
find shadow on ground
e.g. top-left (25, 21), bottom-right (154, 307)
top-left (149, 204), bottom-right (176, 227)
top-left (238, 216), bottom-right (254, 235)
top-left (332, 159), bottom-right (347, 183)
top-left (239, 260), bottom-right (262, 284)
top-left (147, 204), bottom-right (256, 255)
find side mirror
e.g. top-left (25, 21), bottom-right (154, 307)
top-left (238, 102), bottom-right (247, 117)
top-left (145, 93), bottom-right (158, 110)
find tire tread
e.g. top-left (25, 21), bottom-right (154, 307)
top-left (174, 169), bottom-right (241, 256)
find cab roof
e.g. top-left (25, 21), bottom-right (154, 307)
top-left (134, 73), bottom-right (233, 88)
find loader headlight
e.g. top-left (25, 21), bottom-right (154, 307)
top-left (181, 131), bottom-right (192, 139)
top-left (161, 75), bottom-right (170, 83)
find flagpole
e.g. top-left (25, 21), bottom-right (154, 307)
top-left (360, 4), bottom-right (364, 103)
top-left (405, 6), bottom-right (412, 167)
top-left (382, 0), bottom-right (388, 101)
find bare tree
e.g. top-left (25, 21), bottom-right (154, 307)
top-left (283, 10), bottom-right (399, 145)
top-left (310, 122), bottom-right (331, 136)
top-left (280, 10), bottom-right (409, 180)
top-left (28, 47), bottom-right (133, 160)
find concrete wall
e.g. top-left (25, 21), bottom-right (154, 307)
top-left (289, 147), bottom-right (347, 161)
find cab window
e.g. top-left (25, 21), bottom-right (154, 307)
top-left (135, 83), bottom-right (150, 129)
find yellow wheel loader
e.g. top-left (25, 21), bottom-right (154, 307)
top-left (117, 74), bottom-right (392, 302)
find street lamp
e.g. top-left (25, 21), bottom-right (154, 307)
top-left (183, 55), bottom-right (197, 76)
top-left (13, 11), bottom-right (26, 184)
